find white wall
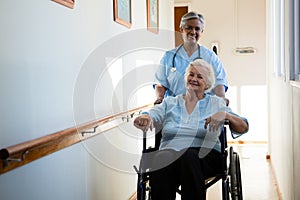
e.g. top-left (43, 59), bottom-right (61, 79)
top-left (0, 0), bottom-right (174, 199)
top-left (267, 0), bottom-right (300, 199)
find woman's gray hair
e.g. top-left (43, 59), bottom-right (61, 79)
top-left (185, 59), bottom-right (215, 92)
top-left (179, 11), bottom-right (205, 31)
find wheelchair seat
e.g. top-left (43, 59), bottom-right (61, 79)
top-left (134, 124), bottom-right (243, 200)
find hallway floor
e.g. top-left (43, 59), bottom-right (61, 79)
top-left (235, 144), bottom-right (280, 200)
top-left (204, 144), bottom-right (280, 200)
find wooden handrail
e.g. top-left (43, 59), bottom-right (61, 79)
top-left (0, 104), bottom-right (153, 175)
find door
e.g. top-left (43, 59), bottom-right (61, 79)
top-left (174, 6), bottom-right (188, 47)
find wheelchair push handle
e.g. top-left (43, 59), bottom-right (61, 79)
top-left (142, 130), bottom-right (147, 152)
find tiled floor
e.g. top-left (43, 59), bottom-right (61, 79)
top-left (235, 144), bottom-right (280, 200)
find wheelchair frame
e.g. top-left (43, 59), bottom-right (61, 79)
top-left (134, 125), bottom-right (243, 200)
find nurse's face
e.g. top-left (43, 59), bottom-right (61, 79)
top-left (180, 19), bottom-right (203, 45)
top-left (185, 65), bottom-right (208, 94)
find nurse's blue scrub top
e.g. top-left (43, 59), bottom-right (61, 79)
top-left (155, 45), bottom-right (228, 97)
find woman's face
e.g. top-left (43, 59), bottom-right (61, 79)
top-left (180, 18), bottom-right (203, 45)
top-left (185, 65), bottom-right (208, 94)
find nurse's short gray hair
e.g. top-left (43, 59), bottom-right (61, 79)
top-left (179, 11), bottom-right (205, 31)
top-left (185, 59), bottom-right (215, 91)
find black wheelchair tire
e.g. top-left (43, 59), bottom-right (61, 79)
top-left (222, 177), bottom-right (230, 200)
top-left (137, 177), bottom-right (145, 200)
top-left (234, 152), bottom-right (243, 200)
top-left (229, 147), bottom-right (243, 200)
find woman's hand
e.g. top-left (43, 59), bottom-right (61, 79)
top-left (205, 112), bottom-right (226, 132)
top-left (133, 114), bottom-right (153, 132)
top-left (205, 111), bottom-right (249, 134)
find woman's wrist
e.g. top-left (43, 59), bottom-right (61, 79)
top-left (225, 112), bottom-right (231, 121)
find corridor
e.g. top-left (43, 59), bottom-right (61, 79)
top-left (237, 144), bottom-right (280, 200)
top-left (206, 144), bottom-right (280, 200)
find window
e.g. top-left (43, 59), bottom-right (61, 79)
top-left (270, 0), bottom-right (285, 77)
top-left (290, 0), bottom-right (300, 81)
top-left (276, 0), bottom-right (285, 77)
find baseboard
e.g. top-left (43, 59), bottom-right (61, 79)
top-left (268, 155), bottom-right (283, 200)
top-left (128, 192), bottom-right (137, 200)
top-left (227, 140), bottom-right (268, 145)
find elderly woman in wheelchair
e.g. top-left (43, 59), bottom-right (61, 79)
top-left (134, 59), bottom-right (249, 200)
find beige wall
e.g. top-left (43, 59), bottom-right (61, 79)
top-left (175, 0), bottom-right (266, 84)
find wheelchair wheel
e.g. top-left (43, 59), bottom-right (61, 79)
top-left (137, 176), bottom-right (146, 200)
top-left (229, 147), bottom-right (243, 200)
top-left (222, 177), bottom-right (230, 200)
top-left (136, 173), bottom-right (151, 200)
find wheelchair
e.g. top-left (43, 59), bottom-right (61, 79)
top-left (133, 123), bottom-right (243, 200)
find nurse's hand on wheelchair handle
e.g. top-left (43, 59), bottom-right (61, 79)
top-left (154, 98), bottom-right (163, 105)
top-left (223, 97), bottom-right (230, 106)
top-left (134, 115), bottom-right (154, 132)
